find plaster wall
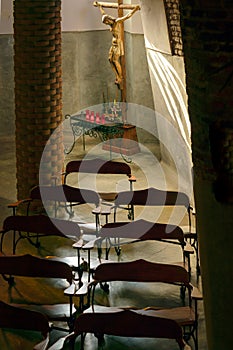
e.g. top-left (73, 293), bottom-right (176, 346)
top-left (61, 0), bottom-right (143, 33)
top-left (0, 1), bottom-right (153, 139)
top-left (0, 34), bottom-right (14, 135)
top-left (0, 1), bottom-right (14, 135)
top-left (62, 31), bottom-right (153, 114)
top-left (0, 0), bottom-right (189, 178)
top-left (140, 0), bottom-right (192, 193)
top-left (0, 0), bottom-right (13, 34)
top-left (0, 31), bottom-right (153, 136)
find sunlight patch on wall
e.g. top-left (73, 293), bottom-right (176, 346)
top-left (146, 38), bottom-right (191, 153)
top-left (145, 38), bottom-right (191, 152)
top-left (139, 0), bottom-right (191, 155)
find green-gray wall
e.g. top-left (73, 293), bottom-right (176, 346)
top-left (0, 31), bottom-right (154, 137)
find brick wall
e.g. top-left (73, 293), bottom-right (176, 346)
top-left (180, 2), bottom-right (233, 349)
top-left (180, 1), bottom-right (233, 198)
top-left (14, 0), bottom-right (63, 200)
top-left (164, 0), bottom-right (183, 56)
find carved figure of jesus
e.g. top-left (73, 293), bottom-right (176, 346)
top-left (94, 2), bottom-right (140, 88)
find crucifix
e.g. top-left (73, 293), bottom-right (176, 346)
top-left (93, 1), bottom-right (140, 102)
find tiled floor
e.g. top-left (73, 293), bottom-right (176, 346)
top-left (0, 135), bottom-right (208, 349)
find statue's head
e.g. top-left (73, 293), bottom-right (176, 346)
top-left (102, 14), bottom-right (115, 25)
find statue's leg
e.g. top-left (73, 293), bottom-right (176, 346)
top-left (113, 59), bottom-right (122, 84)
top-left (109, 47), bottom-right (122, 85)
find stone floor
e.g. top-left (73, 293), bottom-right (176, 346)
top-left (0, 135), bottom-right (208, 349)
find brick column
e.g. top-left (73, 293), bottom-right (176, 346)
top-left (14, 0), bottom-right (63, 201)
top-left (180, 1), bottom-right (233, 349)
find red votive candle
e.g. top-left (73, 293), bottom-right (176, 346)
top-left (96, 112), bottom-right (100, 123)
top-left (86, 110), bottom-right (90, 120)
top-left (101, 114), bottom-right (105, 124)
top-left (90, 111), bottom-right (95, 122)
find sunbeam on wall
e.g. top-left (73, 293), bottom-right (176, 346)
top-left (139, 0), bottom-right (193, 196)
top-left (140, 0), bottom-right (192, 162)
top-left (146, 38), bottom-right (191, 153)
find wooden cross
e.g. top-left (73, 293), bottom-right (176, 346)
top-left (93, 1), bottom-right (140, 102)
